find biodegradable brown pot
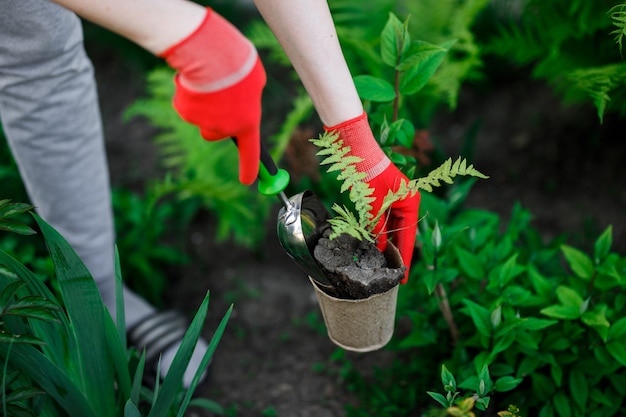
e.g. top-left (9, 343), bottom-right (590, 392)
top-left (310, 242), bottom-right (403, 352)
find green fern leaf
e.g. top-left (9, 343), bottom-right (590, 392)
top-left (610, 4), bottom-right (626, 56)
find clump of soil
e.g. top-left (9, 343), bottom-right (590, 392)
top-left (313, 230), bottom-right (405, 299)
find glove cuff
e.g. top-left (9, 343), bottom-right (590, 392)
top-left (160, 7), bottom-right (257, 93)
top-left (324, 111), bottom-right (390, 181)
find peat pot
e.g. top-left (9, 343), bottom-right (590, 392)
top-left (309, 242), bottom-right (403, 352)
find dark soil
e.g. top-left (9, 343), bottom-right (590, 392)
top-left (93, 38), bottom-right (626, 417)
top-left (314, 231), bottom-right (405, 299)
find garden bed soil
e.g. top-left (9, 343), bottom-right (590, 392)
top-left (95, 44), bottom-right (626, 417)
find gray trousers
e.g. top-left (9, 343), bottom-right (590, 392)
top-left (0, 0), bottom-right (150, 324)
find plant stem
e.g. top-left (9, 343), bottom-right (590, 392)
top-left (435, 283), bottom-right (459, 346)
top-left (393, 69), bottom-right (400, 121)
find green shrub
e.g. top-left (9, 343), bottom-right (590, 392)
top-left (331, 185), bottom-right (624, 416)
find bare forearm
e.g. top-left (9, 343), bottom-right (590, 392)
top-left (50, 0), bottom-right (205, 54)
top-left (252, 0), bottom-right (363, 126)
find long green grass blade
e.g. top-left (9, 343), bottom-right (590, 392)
top-left (0, 342), bottom-right (97, 417)
top-left (114, 247), bottom-right (127, 347)
top-left (104, 247), bottom-right (132, 400)
top-left (147, 291), bottom-right (211, 417)
top-left (124, 399), bottom-right (142, 417)
top-left (176, 304), bottom-right (233, 417)
top-left (130, 351), bottom-right (147, 406)
top-left (33, 214), bottom-right (115, 416)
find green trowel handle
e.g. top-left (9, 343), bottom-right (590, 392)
top-left (231, 137), bottom-right (290, 196)
top-left (258, 142), bottom-right (290, 196)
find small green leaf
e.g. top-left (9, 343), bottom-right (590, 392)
top-left (593, 226), bottom-right (612, 263)
top-left (462, 299), bottom-right (492, 337)
top-left (553, 391), bottom-right (572, 417)
top-left (475, 396), bottom-right (490, 411)
top-left (606, 341), bottom-right (626, 366)
top-left (442, 364), bottom-right (457, 392)
top-left (517, 317), bottom-right (557, 331)
top-left (551, 364), bottom-right (563, 387)
top-left (454, 246), bottom-right (485, 280)
top-left (490, 305), bottom-right (502, 328)
top-left (399, 40), bottom-right (455, 95)
top-left (353, 75), bottom-right (396, 102)
top-left (491, 331), bottom-right (515, 355)
top-left (555, 285), bottom-right (584, 308)
top-left (498, 253), bottom-right (525, 286)
top-left (0, 220), bottom-right (37, 236)
top-left (387, 118), bottom-right (415, 148)
top-left (569, 368), bottom-right (588, 410)
top-left (431, 220), bottom-right (442, 252)
top-left (0, 201), bottom-right (34, 219)
top-left (495, 376), bottom-right (523, 392)
top-left (380, 12), bottom-right (410, 68)
top-left (609, 317), bottom-right (626, 339)
top-left (540, 304), bottom-right (581, 320)
top-left (397, 40), bottom-right (447, 71)
top-left (478, 364), bottom-right (493, 394)
top-left (423, 270), bottom-right (438, 295)
top-left (561, 245), bottom-right (594, 280)
top-left (427, 391), bottom-right (449, 408)
top-left (581, 307), bottom-right (610, 341)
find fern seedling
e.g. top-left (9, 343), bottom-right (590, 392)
top-left (311, 131), bottom-right (488, 242)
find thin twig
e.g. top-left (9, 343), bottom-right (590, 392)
top-left (435, 283), bottom-right (459, 346)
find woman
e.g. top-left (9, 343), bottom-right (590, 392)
top-left (0, 0), bottom-right (419, 387)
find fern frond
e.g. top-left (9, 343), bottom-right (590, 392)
top-left (409, 157), bottom-right (488, 193)
top-left (310, 131), bottom-right (376, 235)
top-left (609, 4), bottom-right (626, 56)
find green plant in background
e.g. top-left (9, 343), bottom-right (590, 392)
top-left (112, 187), bottom-right (196, 306)
top-left (483, 0), bottom-right (626, 122)
top-left (0, 203), bottom-right (231, 416)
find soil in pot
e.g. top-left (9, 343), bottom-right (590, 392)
top-left (313, 229), bottom-right (406, 299)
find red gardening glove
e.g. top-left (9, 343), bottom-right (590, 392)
top-left (160, 8), bottom-right (266, 185)
top-left (325, 112), bottom-right (420, 283)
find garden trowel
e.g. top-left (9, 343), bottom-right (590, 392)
top-left (253, 141), bottom-right (333, 289)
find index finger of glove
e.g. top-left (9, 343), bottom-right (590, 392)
top-left (386, 193), bottom-right (420, 283)
top-left (233, 129), bottom-right (260, 185)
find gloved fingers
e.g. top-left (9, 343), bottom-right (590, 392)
top-left (232, 129), bottom-right (261, 185)
top-left (385, 192), bottom-right (421, 283)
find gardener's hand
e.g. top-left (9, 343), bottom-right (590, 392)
top-left (325, 112), bottom-right (420, 283)
top-left (160, 8), bottom-right (266, 185)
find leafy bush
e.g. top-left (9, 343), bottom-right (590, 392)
top-left (335, 183), bottom-right (625, 416)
